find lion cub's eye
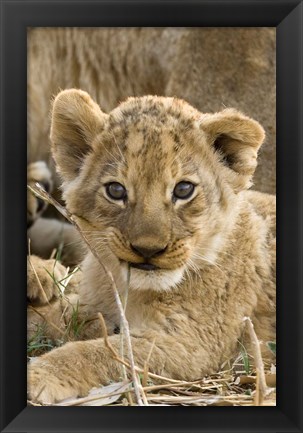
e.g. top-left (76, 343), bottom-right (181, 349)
top-left (173, 181), bottom-right (195, 200)
top-left (106, 182), bottom-right (127, 201)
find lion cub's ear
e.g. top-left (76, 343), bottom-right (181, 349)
top-left (201, 109), bottom-right (265, 191)
top-left (50, 89), bottom-right (108, 182)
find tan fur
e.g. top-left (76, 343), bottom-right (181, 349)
top-left (28, 27), bottom-right (276, 194)
top-left (27, 90), bottom-right (275, 405)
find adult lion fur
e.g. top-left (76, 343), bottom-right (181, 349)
top-left (27, 90), bottom-right (276, 404)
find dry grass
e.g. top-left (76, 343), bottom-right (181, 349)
top-left (28, 367), bottom-right (276, 406)
top-left (27, 183), bottom-right (276, 407)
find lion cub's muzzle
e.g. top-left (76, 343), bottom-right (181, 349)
top-left (128, 243), bottom-right (168, 271)
top-left (108, 229), bottom-right (190, 272)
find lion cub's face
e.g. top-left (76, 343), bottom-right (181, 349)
top-left (51, 90), bottom-right (264, 291)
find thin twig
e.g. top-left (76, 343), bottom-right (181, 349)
top-left (142, 380), bottom-right (202, 393)
top-left (27, 239), bottom-right (50, 306)
top-left (98, 313), bottom-right (148, 405)
top-left (243, 316), bottom-right (269, 405)
top-left (143, 337), bottom-right (156, 387)
top-left (102, 284), bottom-right (145, 405)
top-left (118, 265), bottom-right (132, 403)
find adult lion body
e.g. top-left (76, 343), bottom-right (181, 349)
top-left (27, 90), bottom-right (276, 404)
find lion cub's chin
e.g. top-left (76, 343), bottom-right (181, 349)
top-left (128, 266), bottom-right (185, 292)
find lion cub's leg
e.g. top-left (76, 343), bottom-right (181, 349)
top-left (27, 335), bottom-right (154, 404)
top-left (27, 329), bottom-right (210, 404)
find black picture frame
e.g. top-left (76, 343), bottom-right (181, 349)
top-left (0, 0), bottom-right (302, 432)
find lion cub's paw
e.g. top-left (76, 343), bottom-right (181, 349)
top-left (27, 255), bottom-right (67, 305)
top-left (28, 362), bottom-right (79, 405)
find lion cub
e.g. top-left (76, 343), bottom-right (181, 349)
top-left (27, 89), bottom-right (275, 404)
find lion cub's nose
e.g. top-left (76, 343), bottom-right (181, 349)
top-left (130, 244), bottom-right (167, 259)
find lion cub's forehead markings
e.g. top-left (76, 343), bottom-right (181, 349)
top-left (100, 96), bottom-right (206, 194)
top-left (107, 95), bottom-right (201, 136)
top-left (104, 97), bottom-right (204, 167)
top-left (124, 126), bottom-right (175, 157)
top-left (124, 128), bottom-right (187, 190)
